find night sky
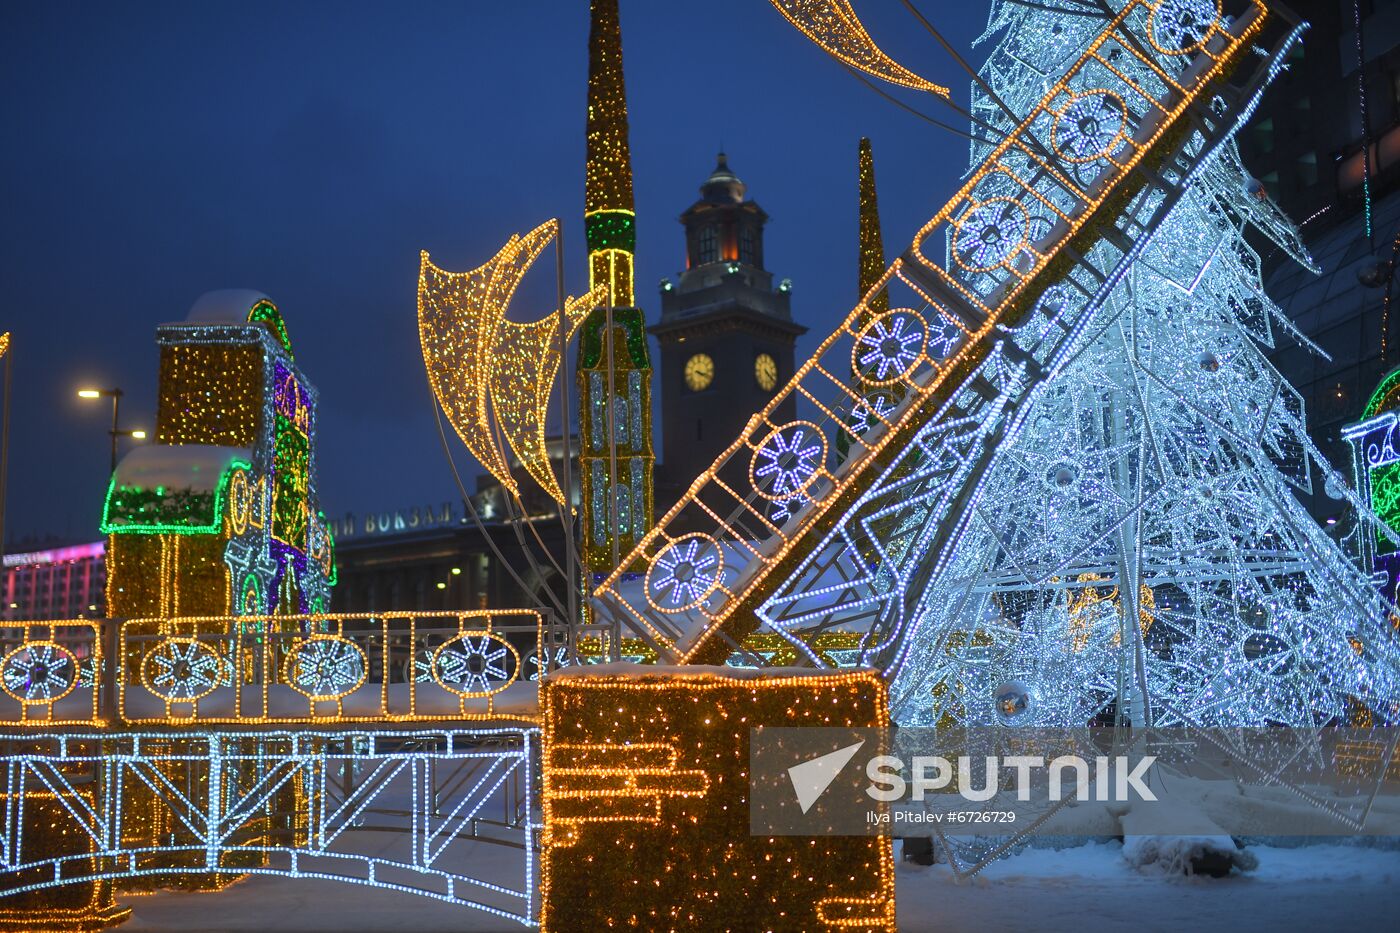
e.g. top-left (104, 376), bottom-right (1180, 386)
top-left (0, 0), bottom-right (987, 547)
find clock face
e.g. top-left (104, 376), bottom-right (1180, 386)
top-left (684, 353), bottom-right (715, 392)
top-left (755, 353), bottom-right (778, 392)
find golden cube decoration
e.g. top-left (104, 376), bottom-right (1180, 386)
top-left (541, 665), bottom-right (894, 932)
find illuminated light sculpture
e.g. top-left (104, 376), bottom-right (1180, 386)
top-left (103, 291), bottom-right (335, 620)
top-left (593, 0), bottom-right (1281, 662)
top-left (0, 728), bottom-right (540, 927)
top-left (1343, 367), bottom-right (1400, 604)
top-left (857, 139), bottom-right (889, 319)
top-left (0, 610), bottom-right (549, 925)
top-left (768, 0), bottom-right (951, 97)
top-left (118, 610), bottom-right (544, 725)
top-left (578, 0), bottom-right (654, 574)
top-left (540, 666), bottom-right (893, 932)
top-left (99, 291), bottom-right (335, 896)
top-left (590, 0), bottom-right (1400, 873)
top-left (420, 220), bottom-right (607, 505)
top-left (492, 283), bottom-right (608, 504)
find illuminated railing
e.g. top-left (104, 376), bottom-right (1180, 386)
top-left (0, 620), bottom-right (104, 725)
top-left (117, 611), bottom-right (551, 725)
top-left (593, 0), bottom-right (1270, 662)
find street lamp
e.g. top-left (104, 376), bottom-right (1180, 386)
top-left (76, 387), bottom-right (146, 474)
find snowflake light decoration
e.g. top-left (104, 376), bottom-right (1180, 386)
top-left (769, 494), bottom-right (809, 525)
top-left (646, 534), bottom-right (724, 610)
top-left (527, 645), bottom-right (572, 681)
top-left (846, 391), bottom-right (899, 443)
top-left (751, 422), bottom-right (826, 500)
top-left (953, 198), bottom-right (1028, 271)
top-left (286, 636), bottom-right (366, 700)
top-left (854, 312), bottom-right (925, 383)
top-left (433, 633), bottom-right (517, 697)
top-left (1149, 0), bottom-right (1219, 54)
top-left (1, 642), bottom-right (77, 704)
top-left (142, 639), bottom-right (226, 702)
top-left (926, 318), bottom-right (963, 359)
top-left (1053, 91), bottom-right (1126, 162)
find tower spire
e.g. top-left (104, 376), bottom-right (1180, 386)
top-left (857, 137), bottom-right (888, 314)
top-left (577, 0), bottom-right (654, 577)
top-left (585, 0), bottom-right (635, 306)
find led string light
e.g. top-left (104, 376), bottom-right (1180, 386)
top-left (492, 282), bottom-right (608, 504)
top-left (115, 610), bottom-right (542, 725)
top-left (0, 790), bottom-right (132, 931)
top-left (0, 729), bottom-right (538, 926)
top-left (418, 221), bottom-right (559, 496)
top-left (768, 0), bottom-right (952, 97)
top-left (540, 668), bottom-right (893, 932)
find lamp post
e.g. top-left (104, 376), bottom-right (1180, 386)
top-left (77, 387), bottom-right (146, 474)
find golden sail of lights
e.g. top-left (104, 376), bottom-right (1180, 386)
top-left (494, 282), bottom-right (607, 503)
top-left (768, 0), bottom-right (950, 97)
top-left (0, 332), bottom-right (9, 359)
top-left (419, 219), bottom-right (599, 502)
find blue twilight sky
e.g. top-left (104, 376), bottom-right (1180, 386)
top-left (0, 0), bottom-right (989, 545)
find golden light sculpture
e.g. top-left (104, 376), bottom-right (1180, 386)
top-left (769, 0), bottom-right (950, 98)
top-left (540, 667), bottom-right (894, 932)
top-left (493, 281), bottom-right (607, 504)
top-left (0, 332), bottom-right (10, 359)
top-left (419, 219), bottom-right (576, 497)
top-left (857, 138), bottom-right (889, 315)
top-left (1065, 573), bottom-right (1155, 654)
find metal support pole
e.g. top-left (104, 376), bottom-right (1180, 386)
top-left (555, 226), bottom-right (579, 638)
top-left (0, 351), bottom-right (11, 570)
top-left (109, 391), bottom-right (120, 475)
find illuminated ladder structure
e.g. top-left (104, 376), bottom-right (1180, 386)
top-left (593, 0), bottom-right (1313, 667)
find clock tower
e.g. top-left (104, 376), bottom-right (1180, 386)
top-left (651, 154), bottom-right (807, 506)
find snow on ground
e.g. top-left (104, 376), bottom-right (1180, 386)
top-left (120, 839), bottom-right (1400, 932)
top-left (896, 841), bottom-right (1400, 933)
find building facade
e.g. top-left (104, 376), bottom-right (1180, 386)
top-left (1235, 0), bottom-right (1400, 523)
top-left (651, 154), bottom-right (807, 508)
top-left (330, 506), bottom-right (567, 616)
top-left (0, 541), bottom-right (106, 621)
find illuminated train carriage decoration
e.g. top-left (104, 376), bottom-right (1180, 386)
top-left (1344, 367), bottom-right (1400, 604)
top-left (103, 291), bottom-right (335, 620)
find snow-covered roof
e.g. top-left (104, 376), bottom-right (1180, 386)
top-left (182, 289), bottom-right (272, 325)
top-left (111, 444), bottom-right (252, 492)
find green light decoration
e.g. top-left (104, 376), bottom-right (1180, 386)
top-left (272, 413), bottom-right (311, 547)
top-left (1364, 367), bottom-right (1400, 420)
top-left (100, 461), bottom-right (249, 535)
top-left (579, 306), bottom-right (649, 369)
top-left (1372, 461), bottom-right (1400, 553)
top-left (248, 300), bottom-right (294, 357)
top-left (585, 210), bottom-right (636, 254)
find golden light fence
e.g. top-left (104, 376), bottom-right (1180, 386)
top-left (114, 610), bottom-right (550, 725)
top-left (0, 620), bottom-right (104, 726)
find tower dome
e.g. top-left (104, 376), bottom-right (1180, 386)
top-left (700, 152), bottom-right (746, 204)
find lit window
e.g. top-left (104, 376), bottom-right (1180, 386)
top-left (698, 226), bottom-right (718, 265)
